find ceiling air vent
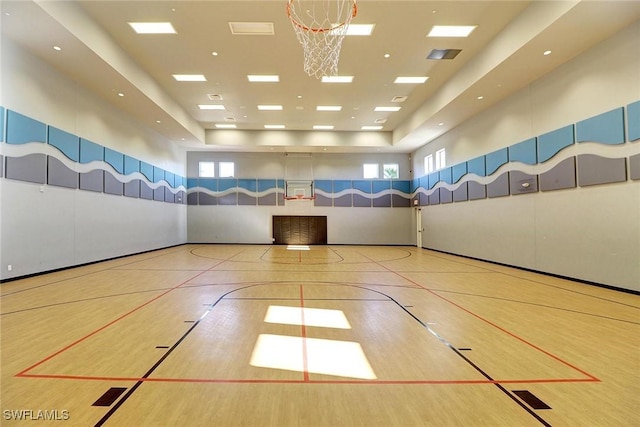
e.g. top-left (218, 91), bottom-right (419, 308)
top-left (374, 118), bottom-right (387, 124)
top-left (224, 116), bottom-right (236, 122)
top-left (427, 49), bottom-right (462, 60)
top-left (208, 94), bottom-right (223, 101)
top-left (229, 22), bottom-right (275, 35)
top-left (391, 96), bottom-right (407, 103)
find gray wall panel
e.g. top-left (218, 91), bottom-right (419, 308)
top-left (140, 182), bottom-right (154, 200)
top-left (313, 194), bottom-right (332, 207)
top-left (487, 173), bottom-right (510, 198)
top-left (509, 171), bottom-right (538, 195)
top-left (468, 182), bottom-right (486, 200)
top-left (334, 195), bottom-right (352, 207)
top-left (124, 180), bottom-right (140, 198)
top-left (238, 193), bottom-right (256, 205)
top-left (372, 194), bottom-right (391, 207)
top-left (153, 187), bottom-right (165, 201)
top-left (257, 193), bottom-right (276, 206)
top-left (79, 170), bottom-right (103, 192)
top-left (177, 190), bottom-right (186, 204)
top-left (165, 190), bottom-right (175, 203)
top-left (6, 154), bottom-right (46, 184)
top-left (540, 157), bottom-right (576, 191)
top-left (218, 193), bottom-right (237, 205)
top-left (630, 154), bottom-right (640, 180)
top-left (440, 188), bottom-right (453, 204)
top-left (104, 172), bottom-right (123, 195)
top-left (353, 194), bottom-right (371, 207)
top-left (392, 194), bottom-right (411, 207)
top-left (0, 155), bottom-right (3, 177)
top-left (453, 183), bottom-right (468, 202)
top-left (47, 156), bottom-right (78, 189)
top-left (187, 192), bottom-right (198, 205)
top-left (577, 154), bottom-right (627, 186)
top-left (428, 190), bottom-right (440, 205)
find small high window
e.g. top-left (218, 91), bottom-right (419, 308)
top-left (424, 155), bottom-right (434, 174)
top-left (363, 163), bottom-right (379, 179)
top-left (219, 161), bottom-right (235, 178)
top-left (383, 163), bottom-right (399, 179)
top-left (199, 161), bottom-right (215, 178)
top-left (435, 149), bottom-right (446, 170)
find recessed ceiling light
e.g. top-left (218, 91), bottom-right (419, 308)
top-left (394, 76), bottom-right (428, 84)
top-left (264, 125), bottom-right (285, 129)
top-left (345, 24), bottom-right (375, 36)
top-left (316, 106), bottom-right (342, 111)
top-left (53, 45), bottom-right (62, 51)
top-left (173, 74), bottom-right (206, 82)
top-left (211, 51), bottom-right (219, 56)
top-left (321, 76), bottom-right (353, 83)
top-left (129, 22), bottom-right (176, 34)
top-left (477, 95), bottom-right (484, 100)
top-left (248, 75), bottom-right (280, 82)
top-left (156, 120), bottom-right (161, 123)
top-left (543, 50), bottom-right (552, 56)
top-left (438, 122), bottom-right (444, 126)
top-left (215, 124), bottom-right (237, 129)
top-left (257, 105), bottom-right (283, 110)
top-left (297, 95), bottom-right (303, 99)
top-left (384, 53), bottom-right (390, 58)
top-left (374, 106), bottom-right (401, 112)
top-left (313, 125), bottom-right (334, 130)
top-left (117, 92), bottom-right (124, 97)
top-left (229, 22), bottom-right (274, 35)
top-left (198, 104), bottom-right (225, 110)
top-left (427, 25), bottom-right (476, 38)
top-left (362, 126), bottom-right (383, 130)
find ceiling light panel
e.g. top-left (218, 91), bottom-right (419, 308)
top-left (374, 106), bottom-right (401, 112)
top-left (248, 75), bottom-right (280, 82)
top-left (198, 105), bottom-right (225, 110)
top-left (316, 106), bottom-right (342, 111)
top-left (313, 125), bottom-right (334, 130)
top-left (427, 25), bottom-right (476, 37)
top-left (362, 126), bottom-right (383, 130)
top-left (215, 124), bottom-right (237, 129)
top-left (229, 22), bottom-right (275, 35)
top-left (394, 77), bottom-right (428, 84)
top-left (321, 76), bottom-right (354, 83)
top-left (129, 22), bottom-right (176, 34)
top-left (173, 74), bottom-right (206, 82)
top-left (264, 125), bottom-right (285, 129)
top-left (345, 24), bottom-right (375, 36)
top-left (257, 105), bottom-right (283, 110)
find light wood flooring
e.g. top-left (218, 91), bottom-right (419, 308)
top-left (1, 245), bottom-right (638, 426)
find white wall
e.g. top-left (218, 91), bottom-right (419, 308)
top-left (412, 21), bottom-right (640, 291)
top-left (0, 39), bottom-right (187, 280)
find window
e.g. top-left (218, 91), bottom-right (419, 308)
top-left (435, 148), bottom-right (446, 170)
top-left (199, 161), bottom-right (215, 178)
top-left (383, 163), bottom-right (399, 179)
top-left (424, 155), bottom-right (434, 174)
top-left (219, 161), bottom-right (235, 178)
top-left (363, 163), bottom-right (379, 179)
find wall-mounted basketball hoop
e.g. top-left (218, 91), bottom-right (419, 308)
top-left (286, 0), bottom-right (358, 78)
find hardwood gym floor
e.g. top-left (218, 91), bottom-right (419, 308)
top-left (1, 245), bottom-right (638, 426)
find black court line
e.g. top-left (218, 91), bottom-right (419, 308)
top-left (92, 388), bottom-right (127, 407)
top-left (355, 285), bottom-right (553, 426)
top-left (513, 390), bottom-right (552, 410)
top-left (93, 284), bottom-right (259, 427)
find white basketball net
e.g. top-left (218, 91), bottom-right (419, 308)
top-left (287, 0), bottom-right (357, 79)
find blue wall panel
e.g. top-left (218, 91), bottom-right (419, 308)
top-left (509, 138), bottom-right (537, 164)
top-left (439, 167), bottom-right (452, 185)
top-left (314, 180), bottom-right (332, 193)
top-left (452, 163), bottom-right (467, 183)
top-left (124, 155), bottom-right (140, 175)
top-left (140, 162), bottom-right (154, 181)
top-left (48, 126), bottom-right (80, 161)
top-left (0, 107), bottom-right (4, 142)
top-left (258, 179), bottom-right (277, 192)
top-left (79, 138), bottom-right (104, 163)
top-left (486, 148), bottom-right (508, 175)
top-left (372, 180), bottom-right (390, 193)
top-left (428, 172), bottom-right (439, 189)
top-left (6, 110), bottom-right (46, 144)
top-left (467, 156), bottom-right (486, 177)
top-left (538, 125), bottom-right (574, 162)
top-left (104, 148), bottom-right (124, 174)
top-left (576, 107), bottom-right (625, 145)
top-left (153, 166), bottom-right (164, 183)
top-left (353, 180), bottom-right (372, 193)
top-left (392, 180), bottom-right (411, 193)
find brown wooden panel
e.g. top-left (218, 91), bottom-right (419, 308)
top-left (272, 216), bottom-right (327, 244)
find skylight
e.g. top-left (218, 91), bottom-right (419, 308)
top-left (173, 74), bottom-right (206, 82)
top-left (129, 22), bottom-right (176, 34)
top-left (427, 25), bottom-right (476, 38)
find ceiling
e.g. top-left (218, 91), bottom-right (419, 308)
top-left (2, 1), bottom-right (640, 153)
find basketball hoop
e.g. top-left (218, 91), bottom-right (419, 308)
top-left (286, 0), bottom-right (357, 78)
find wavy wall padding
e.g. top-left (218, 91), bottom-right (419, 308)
top-left (185, 177), bottom-right (413, 208)
top-left (412, 103), bottom-right (640, 207)
top-left (0, 109), bottom-right (187, 204)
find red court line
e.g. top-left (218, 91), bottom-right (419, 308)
top-left (299, 284), bottom-right (310, 382)
top-left (18, 372), bottom-right (598, 385)
top-left (361, 253), bottom-right (600, 382)
top-left (16, 252), bottom-right (244, 378)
